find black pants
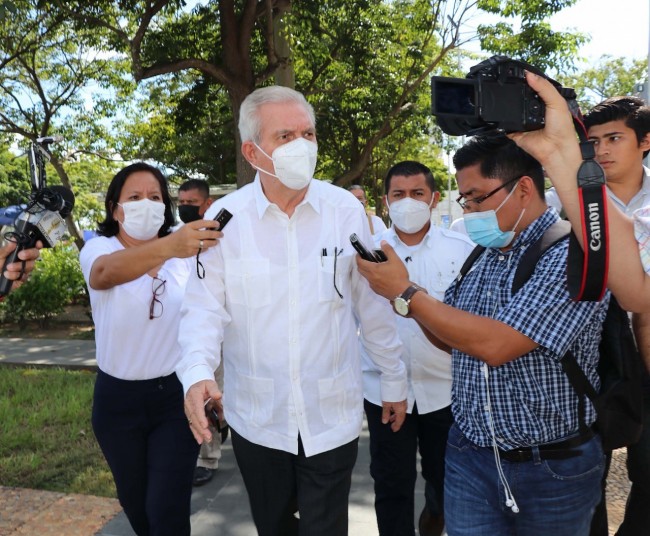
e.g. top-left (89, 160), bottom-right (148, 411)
top-left (231, 427), bottom-right (358, 536)
top-left (365, 400), bottom-right (453, 536)
top-left (92, 370), bottom-right (199, 536)
top-left (590, 388), bottom-right (650, 536)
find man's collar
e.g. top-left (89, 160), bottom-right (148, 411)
top-left (387, 224), bottom-right (433, 248)
top-left (253, 173), bottom-right (320, 218)
top-left (506, 208), bottom-right (558, 251)
top-left (632, 165), bottom-right (650, 202)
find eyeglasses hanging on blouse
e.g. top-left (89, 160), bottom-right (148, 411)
top-left (149, 276), bottom-right (166, 319)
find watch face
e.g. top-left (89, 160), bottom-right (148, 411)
top-left (394, 298), bottom-right (409, 316)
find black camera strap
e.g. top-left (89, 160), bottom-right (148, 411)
top-left (565, 136), bottom-right (609, 301)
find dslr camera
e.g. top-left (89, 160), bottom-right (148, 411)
top-left (431, 55), bottom-right (570, 136)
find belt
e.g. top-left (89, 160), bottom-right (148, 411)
top-left (499, 429), bottom-right (595, 463)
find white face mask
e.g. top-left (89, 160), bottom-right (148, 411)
top-left (119, 198), bottom-right (166, 240)
top-left (253, 137), bottom-right (318, 190)
top-left (387, 196), bottom-right (433, 234)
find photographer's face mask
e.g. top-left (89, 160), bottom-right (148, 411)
top-left (119, 198), bottom-right (166, 240)
top-left (463, 181), bottom-right (525, 248)
top-left (251, 137), bottom-right (318, 190)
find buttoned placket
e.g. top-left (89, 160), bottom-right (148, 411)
top-left (286, 213), bottom-right (305, 436)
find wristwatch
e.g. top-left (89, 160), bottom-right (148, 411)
top-left (392, 284), bottom-right (427, 317)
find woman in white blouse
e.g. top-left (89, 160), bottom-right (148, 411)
top-left (80, 162), bottom-right (221, 536)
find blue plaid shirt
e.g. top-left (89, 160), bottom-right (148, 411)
top-left (444, 209), bottom-right (609, 450)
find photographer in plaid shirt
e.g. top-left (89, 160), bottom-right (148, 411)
top-left (357, 133), bottom-right (609, 536)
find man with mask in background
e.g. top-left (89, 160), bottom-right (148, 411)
top-left (176, 179), bottom-right (228, 487)
top-left (177, 179), bottom-right (213, 224)
top-left (348, 184), bottom-right (388, 237)
top-left (362, 161), bottom-right (474, 536)
top-left (176, 85), bottom-right (408, 536)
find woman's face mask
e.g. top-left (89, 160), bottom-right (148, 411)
top-left (463, 181), bottom-right (525, 248)
top-left (119, 198), bottom-right (166, 240)
top-left (252, 137), bottom-right (318, 190)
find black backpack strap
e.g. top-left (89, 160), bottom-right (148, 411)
top-left (459, 245), bottom-right (486, 279)
top-left (512, 220), bottom-right (571, 293)
top-left (560, 351), bottom-right (599, 436)
top-left (452, 244), bottom-right (486, 302)
top-left (454, 219), bottom-right (571, 299)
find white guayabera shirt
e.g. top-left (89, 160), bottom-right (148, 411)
top-left (176, 175), bottom-right (407, 457)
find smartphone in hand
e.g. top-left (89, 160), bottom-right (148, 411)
top-left (213, 208), bottom-right (233, 230)
top-left (204, 398), bottom-right (222, 433)
top-left (350, 233), bottom-right (387, 262)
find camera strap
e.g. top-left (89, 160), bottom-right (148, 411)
top-left (566, 139), bottom-right (609, 301)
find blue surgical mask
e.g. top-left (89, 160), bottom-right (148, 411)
top-left (463, 181), bottom-right (525, 248)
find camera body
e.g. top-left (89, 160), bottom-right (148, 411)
top-left (0, 137), bottom-right (74, 296)
top-left (431, 56), bottom-right (556, 136)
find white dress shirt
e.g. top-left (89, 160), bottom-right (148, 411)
top-left (362, 225), bottom-right (475, 414)
top-left (80, 236), bottom-right (191, 380)
top-left (176, 176), bottom-right (407, 457)
top-left (369, 214), bottom-right (388, 237)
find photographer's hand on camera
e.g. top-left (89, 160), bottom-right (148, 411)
top-left (508, 72), bottom-right (586, 248)
top-left (511, 71), bottom-right (650, 312)
top-left (508, 71), bottom-right (582, 196)
top-left (0, 240), bottom-right (42, 291)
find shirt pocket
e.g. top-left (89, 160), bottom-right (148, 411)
top-left (224, 258), bottom-right (271, 308)
top-left (430, 260), bottom-right (462, 295)
top-left (233, 372), bottom-right (275, 426)
top-left (318, 253), bottom-right (353, 303)
top-left (317, 365), bottom-right (356, 425)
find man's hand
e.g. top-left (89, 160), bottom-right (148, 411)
top-left (381, 399), bottom-right (407, 432)
top-left (184, 379), bottom-right (222, 444)
top-left (508, 71), bottom-right (581, 168)
top-left (0, 241), bottom-right (42, 291)
top-left (356, 242), bottom-right (411, 301)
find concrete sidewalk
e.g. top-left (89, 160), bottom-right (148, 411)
top-left (0, 337), bottom-right (426, 536)
top-left (1, 337), bottom-right (631, 535)
top-left (0, 336), bottom-right (98, 369)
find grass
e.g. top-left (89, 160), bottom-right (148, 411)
top-left (0, 366), bottom-right (116, 498)
top-left (0, 321), bottom-right (95, 340)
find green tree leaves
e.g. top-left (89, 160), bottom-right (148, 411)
top-left (559, 55), bottom-right (649, 109)
top-left (476, 0), bottom-right (587, 72)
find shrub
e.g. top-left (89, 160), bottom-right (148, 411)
top-left (0, 241), bottom-right (87, 326)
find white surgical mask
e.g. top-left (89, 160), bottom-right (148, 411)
top-left (119, 198), bottom-right (166, 240)
top-left (253, 137), bottom-right (318, 190)
top-left (387, 196), bottom-right (434, 234)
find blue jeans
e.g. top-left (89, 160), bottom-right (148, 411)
top-left (444, 425), bottom-right (605, 536)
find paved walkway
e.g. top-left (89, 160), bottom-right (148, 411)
top-left (0, 337), bottom-right (631, 535)
top-left (0, 337), bottom-right (410, 535)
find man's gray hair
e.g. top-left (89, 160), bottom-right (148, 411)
top-left (238, 86), bottom-right (316, 143)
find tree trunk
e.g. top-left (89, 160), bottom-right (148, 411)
top-left (228, 86), bottom-right (256, 188)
